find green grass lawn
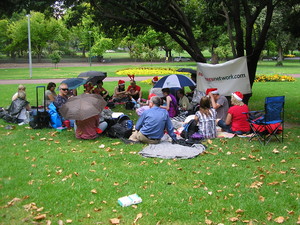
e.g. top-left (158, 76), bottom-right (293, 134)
top-left (0, 62), bottom-right (299, 224)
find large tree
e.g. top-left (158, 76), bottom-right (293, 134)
top-left (1, 0), bottom-right (299, 101)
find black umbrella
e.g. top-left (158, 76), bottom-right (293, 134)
top-left (78, 71), bottom-right (107, 78)
top-left (177, 68), bottom-right (197, 75)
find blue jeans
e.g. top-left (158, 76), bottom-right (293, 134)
top-left (217, 120), bottom-right (246, 135)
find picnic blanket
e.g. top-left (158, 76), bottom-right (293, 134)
top-left (139, 141), bottom-right (206, 159)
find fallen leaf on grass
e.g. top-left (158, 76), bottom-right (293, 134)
top-left (229, 217), bottom-right (239, 222)
top-left (110, 218), bottom-right (120, 224)
top-left (235, 209), bottom-right (244, 213)
top-left (250, 181), bottom-right (263, 189)
top-left (111, 142), bottom-right (121, 146)
top-left (272, 148), bottom-right (280, 154)
top-left (91, 189), bottom-right (97, 194)
top-left (268, 181), bottom-right (280, 186)
top-left (133, 213), bottom-right (142, 224)
top-left (274, 216), bottom-right (285, 223)
top-left (5, 197), bottom-right (22, 208)
top-left (259, 195), bottom-right (265, 202)
top-left (297, 216), bottom-right (300, 224)
top-left (66, 219), bottom-right (73, 223)
top-left (205, 219), bottom-right (213, 224)
top-left (34, 214), bottom-right (46, 220)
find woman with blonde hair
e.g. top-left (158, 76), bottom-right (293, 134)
top-left (217, 91), bottom-right (250, 134)
top-left (194, 96), bottom-right (217, 139)
top-left (12, 84), bottom-right (26, 101)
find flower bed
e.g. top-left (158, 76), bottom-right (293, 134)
top-left (254, 74), bottom-right (296, 82)
top-left (116, 67), bottom-right (189, 76)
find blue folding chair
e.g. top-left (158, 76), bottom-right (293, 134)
top-left (248, 96), bottom-right (285, 145)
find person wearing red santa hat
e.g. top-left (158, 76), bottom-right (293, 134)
top-left (206, 88), bottom-right (229, 121)
top-left (149, 76), bottom-right (163, 98)
top-left (217, 91), bottom-right (250, 134)
top-left (112, 80), bottom-right (128, 103)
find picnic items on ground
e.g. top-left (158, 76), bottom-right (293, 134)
top-left (118, 193), bottom-right (142, 207)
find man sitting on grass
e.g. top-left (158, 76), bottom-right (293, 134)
top-left (129, 96), bottom-right (177, 144)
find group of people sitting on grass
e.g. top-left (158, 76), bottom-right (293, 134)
top-left (1, 76), bottom-right (251, 144)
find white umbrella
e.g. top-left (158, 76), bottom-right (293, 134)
top-left (153, 74), bottom-right (196, 88)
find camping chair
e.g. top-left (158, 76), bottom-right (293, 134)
top-left (247, 96), bottom-right (285, 145)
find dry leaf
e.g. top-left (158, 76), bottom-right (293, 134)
top-left (91, 189), bottom-right (97, 194)
top-left (250, 181), bottom-right (263, 189)
top-left (272, 148), bottom-right (280, 154)
top-left (34, 214), bottom-right (46, 220)
top-left (207, 191), bottom-right (213, 196)
top-left (110, 218), bottom-right (120, 224)
top-left (274, 216), bottom-right (285, 223)
top-left (66, 219), bottom-right (73, 223)
top-left (205, 219), bottom-right (213, 225)
top-left (235, 209), bottom-right (244, 213)
top-left (229, 217), bottom-right (239, 222)
top-left (259, 195), bottom-right (265, 202)
top-left (133, 213), bottom-right (143, 224)
top-left (297, 215), bottom-right (300, 224)
top-left (58, 220), bottom-right (64, 225)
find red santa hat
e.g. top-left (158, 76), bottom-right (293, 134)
top-left (118, 80), bottom-right (125, 85)
top-left (206, 88), bottom-right (218, 95)
top-left (148, 93), bottom-right (157, 100)
top-left (152, 76), bottom-right (158, 83)
top-left (232, 91), bottom-right (244, 101)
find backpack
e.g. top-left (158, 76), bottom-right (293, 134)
top-left (107, 115), bottom-right (133, 138)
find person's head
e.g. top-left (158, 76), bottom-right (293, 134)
top-left (199, 96), bottom-right (211, 116)
top-left (18, 84), bottom-right (26, 92)
top-left (47, 82), bottom-right (56, 91)
top-left (206, 88), bottom-right (219, 99)
top-left (59, 83), bottom-right (69, 96)
top-left (149, 96), bottom-right (161, 107)
top-left (18, 90), bottom-right (26, 100)
top-left (130, 80), bottom-right (136, 87)
top-left (97, 80), bottom-right (103, 87)
top-left (152, 76), bottom-right (158, 85)
top-left (231, 91), bottom-right (244, 106)
top-left (177, 89), bottom-right (185, 98)
top-left (118, 80), bottom-right (125, 86)
top-left (162, 88), bottom-right (170, 96)
top-left (200, 96), bottom-right (210, 109)
top-left (84, 82), bottom-right (94, 92)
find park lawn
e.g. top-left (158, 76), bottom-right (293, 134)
top-left (0, 107), bottom-right (299, 224)
top-left (0, 76), bottom-right (299, 224)
top-left (0, 60), bottom-right (299, 80)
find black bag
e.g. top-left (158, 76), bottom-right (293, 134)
top-left (107, 115), bottom-right (133, 138)
top-left (125, 101), bottom-right (135, 110)
top-left (29, 86), bottom-right (51, 129)
top-left (180, 119), bottom-right (199, 139)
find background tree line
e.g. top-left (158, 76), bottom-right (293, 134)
top-left (0, 0), bottom-right (299, 101)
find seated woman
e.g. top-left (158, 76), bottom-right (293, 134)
top-left (8, 91), bottom-right (31, 124)
top-left (75, 115), bottom-right (108, 140)
top-left (126, 80), bottom-right (142, 102)
top-left (177, 89), bottom-right (192, 112)
top-left (83, 82), bottom-right (94, 94)
top-left (12, 84), bottom-right (26, 101)
top-left (93, 80), bottom-right (110, 101)
top-left (112, 80), bottom-right (128, 103)
top-left (160, 88), bottom-right (178, 118)
top-left (194, 96), bottom-right (216, 139)
top-left (217, 91), bottom-right (250, 134)
top-left (45, 82), bottom-right (57, 108)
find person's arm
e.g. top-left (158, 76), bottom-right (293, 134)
top-left (161, 96), bottom-right (171, 110)
top-left (48, 93), bottom-right (56, 102)
top-left (225, 113), bottom-right (232, 125)
top-left (208, 92), bottom-right (220, 109)
top-left (166, 116), bottom-right (177, 141)
top-left (138, 87), bottom-right (142, 100)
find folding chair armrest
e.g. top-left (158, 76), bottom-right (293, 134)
top-left (243, 110), bottom-right (264, 114)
